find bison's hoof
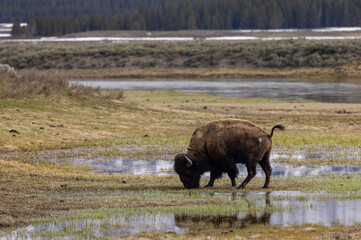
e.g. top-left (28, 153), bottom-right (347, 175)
top-left (237, 185), bottom-right (245, 189)
top-left (262, 185), bottom-right (269, 189)
top-left (204, 184), bottom-right (213, 188)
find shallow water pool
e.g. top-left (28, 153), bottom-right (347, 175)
top-left (2, 191), bottom-right (361, 239)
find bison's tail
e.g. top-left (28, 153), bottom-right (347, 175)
top-left (269, 124), bottom-right (285, 138)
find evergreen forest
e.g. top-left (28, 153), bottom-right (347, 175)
top-left (7, 0), bottom-right (361, 37)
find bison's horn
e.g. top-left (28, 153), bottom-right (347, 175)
top-left (185, 155), bottom-right (193, 168)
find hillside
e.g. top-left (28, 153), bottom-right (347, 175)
top-left (1, 39), bottom-right (361, 79)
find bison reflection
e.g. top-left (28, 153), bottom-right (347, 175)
top-left (174, 119), bottom-right (284, 189)
top-left (175, 193), bottom-right (271, 229)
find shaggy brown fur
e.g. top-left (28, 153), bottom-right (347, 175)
top-left (174, 119), bottom-right (285, 189)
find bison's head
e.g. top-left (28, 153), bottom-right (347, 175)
top-left (174, 154), bottom-right (201, 189)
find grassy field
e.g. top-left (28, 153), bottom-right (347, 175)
top-left (0, 67), bottom-right (361, 238)
top-left (1, 88), bottom-right (360, 152)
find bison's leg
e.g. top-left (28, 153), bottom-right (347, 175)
top-left (205, 169), bottom-right (222, 187)
top-left (237, 162), bottom-right (257, 189)
top-left (258, 149), bottom-right (272, 189)
top-left (226, 164), bottom-right (239, 187)
top-left (227, 172), bottom-right (237, 187)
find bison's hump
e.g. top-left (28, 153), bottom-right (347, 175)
top-left (187, 119), bottom-right (270, 156)
top-left (201, 119), bottom-right (267, 136)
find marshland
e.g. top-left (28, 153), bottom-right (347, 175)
top-left (0, 38), bottom-right (361, 240)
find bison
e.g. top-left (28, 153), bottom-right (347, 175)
top-left (174, 119), bottom-right (285, 189)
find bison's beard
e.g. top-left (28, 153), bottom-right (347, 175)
top-left (180, 174), bottom-right (201, 189)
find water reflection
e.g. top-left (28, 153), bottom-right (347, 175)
top-left (79, 159), bottom-right (174, 176)
top-left (70, 79), bottom-right (361, 103)
top-left (2, 213), bottom-right (186, 240)
top-left (176, 193), bottom-right (271, 230)
top-left (266, 191), bottom-right (361, 227)
top-left (177, 192), bottom-right (361, 228)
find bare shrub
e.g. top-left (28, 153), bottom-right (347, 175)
top-left (67, 84), bottom-right (101, 98)
top-left (2, 40), bottom-right (361, 71)
top-left (102, 90), bottom-right (124, 100)
top-left (0, 64), bottom-right (18, 78)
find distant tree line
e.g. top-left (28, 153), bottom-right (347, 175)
top-left (10, 0), bottom-right (361, 37)
top-left (1, 0), bottom-right (190, 22)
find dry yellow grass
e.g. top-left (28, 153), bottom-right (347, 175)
top-left (1, 89), bottom-right (360, 152)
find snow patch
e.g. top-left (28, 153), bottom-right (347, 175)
top-left (0, 33), bottom-right (11, 37)
top-left (206, 36), bottom-right (259, 40)
top-left (312, 27), bottom-right (361, 32)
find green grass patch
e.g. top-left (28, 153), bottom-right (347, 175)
top-left (124, 90), bottom-right (287, 104)
top-left (31, 202), bottom-right (260, 224)
top-left (275, 135), bottom-right (361, 148)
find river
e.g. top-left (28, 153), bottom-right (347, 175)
top-left (70, 79), bottom-right (361, 103)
